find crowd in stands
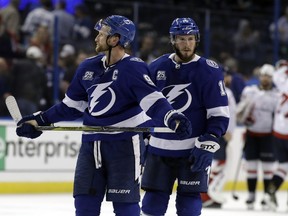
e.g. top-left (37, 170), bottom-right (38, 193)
top-left (0, 0), bottom-right (95, 116)
top-left (0, 0), bottom-right (287, 117)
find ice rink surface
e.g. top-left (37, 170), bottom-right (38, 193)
top-left (0, 191), bottom-right (287, 216)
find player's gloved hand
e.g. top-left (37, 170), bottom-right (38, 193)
top-left (16, 111), bottom-right (50, 139)
top-left (165, 111), bottom-right (192, 139)
top-left (189, 133), bottom-right (220, 172)
top-left (142, 132), bottom-right (151, 162)
top-left (244, 116), bottom-right (255, 126)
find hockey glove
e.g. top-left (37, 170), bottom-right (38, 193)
top-left (244, 116), bottom-right (255, 126)
top-left (189, 133), bottom-right (220, 172)
top-left (16, 111), bottom-right (50, 139)
top-left (165, 111), bottom-right (192, 139)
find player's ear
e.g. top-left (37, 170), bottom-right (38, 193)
top-left (108, 34), bottom-right (120, 46)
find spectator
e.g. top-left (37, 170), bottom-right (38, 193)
top-left (0, 58), bottom-right (12, 116)
top-left (11, 46), bottom-right (50, 115)
top-left (223, 57), bottom-right (246, 103)
top-left (29, 24), bottom-right (53, 66)
top-left (21, 0), bottom-right (54, 46)
top-left (58, 44), bottom-right (77, 99)
top-left (72, 4), bottom-right (94, 53)
top-left (0, 0), bottom-right (20, 41)
top-left (58, 49), bottom-right (93, 102)
top-left (232, 19), bottom-right (260, 76)
top-left (0, 14), bottom-right (23, 59)
top-left (269, 6), bottom-right (288, 58)
top-left (53, 0), bottom-right (75, 46)
top-left (138, 33), bottom-right (158, 63)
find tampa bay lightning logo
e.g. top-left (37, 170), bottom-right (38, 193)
top-left (163, 84), bottom-right (192, 113)
top-left (206, 59), bottom-right (219, 68)
top-left (88, 81), bottom-right (116, 116)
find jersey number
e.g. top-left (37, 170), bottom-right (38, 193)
top-left (218, 80), bottom-right (227, 96)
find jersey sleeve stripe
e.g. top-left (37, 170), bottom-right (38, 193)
top-left (139, 91), bottom-right (166, 113)
top-left (63, 95), bottom-right (88, 112)
top-left (206, 106), bottom-right (230, 119)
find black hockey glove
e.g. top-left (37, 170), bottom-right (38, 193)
top-left (16, 111), bottom-right (50, 139)
top-left (165, 111), bottom-right (192, 139)
top-left (189, 133), bottom-right (220, 172)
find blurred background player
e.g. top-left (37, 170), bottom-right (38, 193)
top-left (264, 59), bottom-right (288, 211)
top-left (141, 17), bottom-right (229, 216)
top-left (236, 64), bottom-right (279, 210)
top-left (201, 66), bottom-right (237, 208)
top-left (15, 15), bottom-right (192, 216)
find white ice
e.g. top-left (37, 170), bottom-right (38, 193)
top-left (0, 191), bottom-right (287, 216)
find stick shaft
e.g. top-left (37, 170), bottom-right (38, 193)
top-left (232, 152), bottom-right (243, 200)
top-left (5, 96), bottom-right (174, 133)
top-left (36, 126), bottom-right (174, 133)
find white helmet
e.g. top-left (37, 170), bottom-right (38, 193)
top-left (259, 64), bottom-right (274, 77)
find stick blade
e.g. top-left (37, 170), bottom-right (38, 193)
top-left (5, 95), bottom-right (22, 123)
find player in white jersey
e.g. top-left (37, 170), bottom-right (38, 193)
top-left (236, 64), bottom-right (279, 210)
top-left (140, 18), bottom-right (229, 216)
top-left (201, 67), bottom-right (237, 208)
top-left (15, 15), bottom-right (192, 216)
top-left (264, 60), bottom-right (288, 211)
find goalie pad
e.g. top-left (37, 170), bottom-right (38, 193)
top-left (207, 160), bottom-right (227, 204)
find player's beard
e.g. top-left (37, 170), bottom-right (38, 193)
top-left (174, 45), bottom-right (194, 62)
top-left (95, 42), bottom-right (109, 53)
top-left (260, 80), bottom-right (272, 90)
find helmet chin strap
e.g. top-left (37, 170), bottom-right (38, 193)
top-left (106, 35), bottom-right (119, 67)
top-left (107, 46), bottom-right (112, 66)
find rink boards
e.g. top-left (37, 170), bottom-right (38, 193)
top-left (0, 120), bottom-right (287, 193)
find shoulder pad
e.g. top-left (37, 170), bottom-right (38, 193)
top-left (130, 57), bottom-right (144, 62)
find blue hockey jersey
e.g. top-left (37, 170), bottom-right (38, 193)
top-left (147, 54), bottom-right (230, 157)
top-left (43, 54), bottom-right (176, 141)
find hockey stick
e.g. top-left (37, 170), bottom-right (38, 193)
top-left (5, 95), bottom-right (22, 123)
top-left (36, 125), bottom-right (174, 133)
top-left (231, 152), bottom-right (243, 200)
top-left (5, 95), bottom-right (175, 133)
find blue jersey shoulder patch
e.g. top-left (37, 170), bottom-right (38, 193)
top-left (206, 59), bottom-right (219, 68)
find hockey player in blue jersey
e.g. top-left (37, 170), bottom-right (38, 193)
top-left (140, 18), bottom-right (229, 216)
top-left (15, 15), bottom-right (192, 216)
